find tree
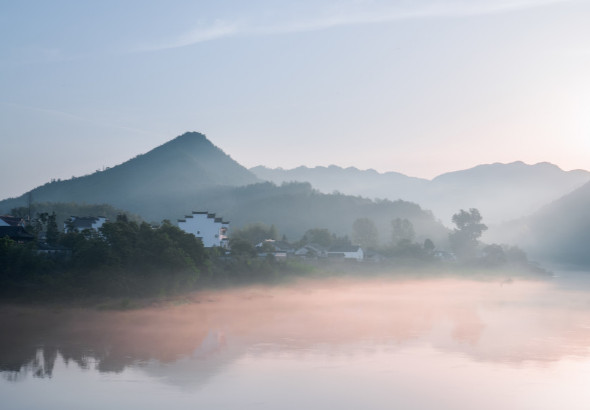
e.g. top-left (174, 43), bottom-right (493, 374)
top-left (331, 234), bottom-right (352, 248)
top-left (449, 208), bottom-right (487, 259)
top-left (481, 244), bottom-right (506, 266)
top-left (423, 238), bottom-right (435, 253)
top-left (229, 237), bottom-right (256, 257)
top-left (391, 218), bottom-right (415, 245)
top-left (231, 223), bottom-right (278, 245)
top-left (301, 228), bottom-right (333, 248)
top-left (352, 218), bottom-right (378, 250)
top-left (45, 212), bottom-right (59, 245)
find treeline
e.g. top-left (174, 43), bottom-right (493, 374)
top-left (0, 216), bottom-right (314, 301)
top-left (0, 205), bottom-right (547, 302)
top-left (0, 216), bottom-right (207, 299)
top-left (227, 209), bottom-right (542, 272)
top-left (10, 202), bottom-right (142, 231)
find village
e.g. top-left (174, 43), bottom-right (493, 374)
top-left (0, 211), bottom-right (368, 262)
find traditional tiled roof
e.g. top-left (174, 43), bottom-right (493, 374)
top-left (256, 239), bottom-right (294, 252)
top-left (328, 245), bottom-right (361, 253)
top-left (0, 226), bottom-right (35, 241)
top-left (182, 211), bottom-right (228, 224)
top-left (0, 215), bottom-right (25, 227)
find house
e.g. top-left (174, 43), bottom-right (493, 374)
top-left (256, 239), bottom-right (294, 253)
top-left (295, 243), bottom-right (328, 258)
top-left (0, 226), bottom-right (35, 243)
top-left (255, 239), bottom-right (294, 260)
top-left (178, 211), bottom-right (229, 248)
top-left (64, 216), bottom-right (107, 233)
top-left (255, 240), bottom-right (291, 261)
top-left (0, 215), bottom-right (26, 227)
top-left (327, 245), bottom-right (364, 262)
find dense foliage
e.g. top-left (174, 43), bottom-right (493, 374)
top-left (10, 202), bottom-right (142, 231)
top-left (0, 205), bottom-right (548, 302)
top-left (0, 217), bottom-right (207, 298)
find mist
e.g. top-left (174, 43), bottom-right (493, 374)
top-left (3, 274), bottom-right (590, 375)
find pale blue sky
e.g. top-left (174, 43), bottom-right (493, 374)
top-left (1, 0), bottom-right (589, 198)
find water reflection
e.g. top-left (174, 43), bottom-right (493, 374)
top-left (3, 276), bottom-right (590, 387)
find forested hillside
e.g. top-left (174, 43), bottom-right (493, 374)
top-left (0, 132), bottom-right (260, 215)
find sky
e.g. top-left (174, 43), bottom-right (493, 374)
top-left (1, 0), bottom-right (589, 199)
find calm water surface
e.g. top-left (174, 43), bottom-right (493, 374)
top-left (2, 273), bottom-right (590, 409)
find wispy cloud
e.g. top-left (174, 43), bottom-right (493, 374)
top-left (0, 102), bottom-right (157, 136)
top-left (139, 20), bottom-right (240, 52)
top-left (146, 0), bottom-right (575, 51)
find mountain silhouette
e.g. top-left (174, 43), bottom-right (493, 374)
top-left (500, 180), bottom-right (590, 267)
top-left (0, 132), bottom-right (260, 218)
top-left (252, 161), bottom-right (590, 224)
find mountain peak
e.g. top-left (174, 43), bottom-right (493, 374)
top-left (174, 131), bottom-right (208, 143)
top-left (160, 131), bottom-right (213, 150)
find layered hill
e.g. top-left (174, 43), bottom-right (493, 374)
top-left (251, 165), bottom-right (428, 199)
top-left (178, 182), bottom-right (449, 246)
top-left (251, 162), bottom-right (590, 225)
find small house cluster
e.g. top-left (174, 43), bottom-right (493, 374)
top-left (178, 211), bottom-right (229, 248)
top-left (259, 240), bottom-right (364, 262)
top-left (2, 209), bottom-right (368, 262)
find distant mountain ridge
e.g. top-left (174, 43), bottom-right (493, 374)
top-left (251, 162), bottom-right (590, 224)
top-left (250, 165), bottom-right (428, 198)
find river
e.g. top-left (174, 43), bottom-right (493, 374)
top-left (2, 272), bottom-right (590, 409)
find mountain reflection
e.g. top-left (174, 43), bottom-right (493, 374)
top-left (3, 276), bottom-right (590, 386)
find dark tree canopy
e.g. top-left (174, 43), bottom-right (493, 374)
top-left (449, 208), bottom-right (488, 259)
top-left (391, 218), bottom-right (415, 245)
top-left (352, 218), bottom-right (378, 250)
top-left (301, 228), bottom-right (333, 248)
top-left (231, 223), bottom-right (278, 245)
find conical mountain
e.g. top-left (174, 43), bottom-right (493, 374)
top-left (0, 132), bottom-right (259, 217)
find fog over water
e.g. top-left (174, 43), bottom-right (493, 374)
top-left (2, 273), bottom-right (590, 409)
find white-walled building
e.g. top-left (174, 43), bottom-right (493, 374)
top-left (327, 245), bottom-right (364, 262)
top-left (178, 211), bottom-right (229, 248)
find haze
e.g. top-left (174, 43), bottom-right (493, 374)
top-left (4, 276), bottom-right (590, 409)
top-left (2, 0), bottom-right (590, 199)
